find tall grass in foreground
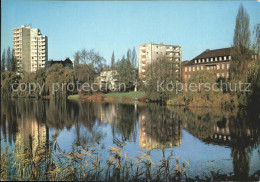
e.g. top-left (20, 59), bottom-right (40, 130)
top-left (1, 135), bottom-right (259, 181)
top-left (0, 135), bottom-right (189, 181)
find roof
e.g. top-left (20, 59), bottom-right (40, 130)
top-left (185, 47), bottom-right (232, 66)
top-left (193, 47), bottom-right (232, 60)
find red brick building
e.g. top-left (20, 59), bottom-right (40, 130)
top-left (182, 48), bottom-right (232, 83)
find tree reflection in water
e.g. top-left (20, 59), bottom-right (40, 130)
top-left (1, 99), bottom-right (260, 180)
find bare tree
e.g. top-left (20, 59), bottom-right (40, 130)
top-left (1, 49), bottom-right (6, 72)
top-left (74, 51), bottom-right (80, 66)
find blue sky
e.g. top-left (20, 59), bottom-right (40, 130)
top-left (1, 0), bottom-right (260, 65)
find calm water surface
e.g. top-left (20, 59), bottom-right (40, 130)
top-left (1, 99), bottom-right (260, 179)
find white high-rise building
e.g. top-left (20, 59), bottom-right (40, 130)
top-left (138, 43), bottom-right (182, 82)
top-left (13, 25), bottom-right (48, 73)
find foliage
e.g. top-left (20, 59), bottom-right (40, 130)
top-left (73, 49), bottom-right (106, 94)
top-left (45, 64), bottom-right (75, 98)
top-left (6, 47), bottom-right (12, 71)
top-left (116, 53), bottom-right (136, 91)
top-left (1, 71), bottom-right (20, 98)
top-left (144, 57), bottom-right (177, 102)
top-left (1, 64), bottom-right (75, 98)
top-left (167, 71), bottom-right (238, 108)
top-left (230, 5), bottom-right (260, 106)
top-left (111, 51), bottom-right (115, 68)
top-left (1, 49), bottom-right (6, 72)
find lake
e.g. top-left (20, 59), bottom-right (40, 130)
top-left (1, 99), bottom-right (260, 180)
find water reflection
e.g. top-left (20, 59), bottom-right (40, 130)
top-left (138, 104), bottom-right (182, 150)
top-left (167, 106), bottom-right (260, 180)
top-left (1, 99), bottom-right (260, 179)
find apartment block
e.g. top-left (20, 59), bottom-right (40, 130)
top-left (138, 43), bottom-right (182, 82)
top-left (182, 48), bottom-right (232, 83)
top-left (13, 25), bottom-right (48, 73)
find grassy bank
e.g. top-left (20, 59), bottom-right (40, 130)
top-left (67, 94), bottom-right (80, 100)
top-left (104, 91), bottom-right (145, 99)
top-left (68, 91), bottom-right (146, 103)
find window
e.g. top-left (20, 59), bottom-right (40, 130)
top-left (224, 56), bottom-right (226, 60)
top-left (197, 66), bottom-right (199, 71)
top-left (222, 64), bottom-right (225, 69)
top-left (215, 57), bottom-right (218, 61)
top-left (185, 67), bottom-right (187, 72)
top-left (222, 73), bottom-right (225, 77)
top-left (195, 60), bottom-right (197, 63)
top-left (229, 56), bottom-right (231, 60)
top-left (227, 72), bottom-right (229, 78)
top-left (206, 58), bottom-right (209, 62)
top-left (217, 65), bottom-right (220, 70)
top-left (211, 58), bottom-right (213, 62)
top-left (201, 66), bottom-right (204, 70)
top-left (189, 75), bottom-right (191, 78)
top-left (227, 64), bottom-right (230, 69)
top-left (217, 73), bottom-right (220, 78)
top-left (202, 59), bottom-right (205, 63)
top-left (198, 59), bottom-right (201, 63)
top-left (219, 57), bottom-right (222, 61)
top-left (207, 67), bottom-right (210, 70)
top-left (189, 67), bottom-right (191, 71)
top-left (185, 75), bottom-right (187, 79)
top-left (193, 67), bottom-right (195, 71)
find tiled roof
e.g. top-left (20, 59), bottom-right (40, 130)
top-left (193, 48), bottom-right (232, 60)
top-left (185, 47), bottom-right (232, 66)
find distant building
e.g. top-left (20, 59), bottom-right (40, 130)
top-left (138, 43), bottom-right (182, 82)
top-left (98, 67), bottom-right (119, 91)
top-left (45, 58), bottom-right (73, 69)
top-left (182, 48), bottom-right (232, 83)
top-left (13, 25), bottom-right (48, 73)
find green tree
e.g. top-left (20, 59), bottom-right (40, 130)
top-left (126, 49), bottom-right (131, 63)
top-left (230, 4), bottom-right (251, 80)
top-left (111, 51), bottom-right (115, 68)
top-left (10, 50), bottom-right (17, 72)
top-left (116, 54), bottom-right (136, 91)
top-left (230, 5), bottom-right (259, 106)
top-left (1, 49), bottom-right (6, 72)
top-left (144, 57), bottom-right (177, 102)
top-left (6, 47), bottom-right (12, 71)
top-left (131, 47), bottom-right (137, 68)
top-left (1, 71), bottom-right (21, 98)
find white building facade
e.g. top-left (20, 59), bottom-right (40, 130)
top-left (13, 25), bottom-right (48, 73)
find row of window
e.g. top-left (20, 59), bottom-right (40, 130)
top-left (184, 63), bottom-right (230, 72)
top-left (32, 64), bottom-right (45, 67)
top-left (194, 56), bottom-right (231, 64)
top-left (184, 72), bottom-right (229, 79)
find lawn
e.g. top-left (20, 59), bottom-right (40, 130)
top-left (104, 91), bottom-right (145, 99)
top-left (67, 94), bottom-right (80, 100)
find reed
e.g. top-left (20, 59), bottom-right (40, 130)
top-left (0, 135), bottom-right (191, 181)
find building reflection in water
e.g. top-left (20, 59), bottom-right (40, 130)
top-left (1, 99), bottom-right (260, 180)
top-left (138, 104), bottom-right (182, 150)
top-left (168, 106), bottom-right (260, 180)
top-left (14, 119), bottom-right (49, 160)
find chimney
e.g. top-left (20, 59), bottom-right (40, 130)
top-left (206, 49), bottom-right (210, 52)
